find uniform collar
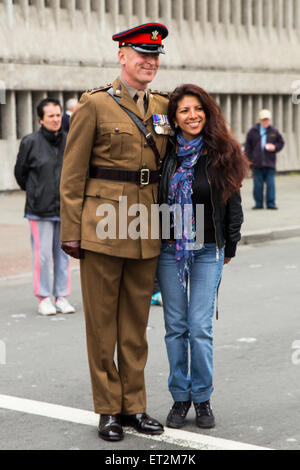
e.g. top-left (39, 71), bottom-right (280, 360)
top-left (111, 77), bottom-right (151, 120)
top-left (119, 76), bottom-right (148, 100)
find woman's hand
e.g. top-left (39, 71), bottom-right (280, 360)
top-left (224, 257), bottom-right (232, 265)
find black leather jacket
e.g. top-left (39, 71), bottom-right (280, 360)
top-left (158, 140), bottom-right (244, 258)
top-left (15, 127), bottom-right (67, 218)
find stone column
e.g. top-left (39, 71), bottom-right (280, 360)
top-left (81, 0), bottom-right (91, 27)
top-left (253, 0), bottom-right (263, 38)
top-left (263, 95), bottom-right (273, 115)
top-left (197, 0), bottom-right (207, 34)
top-left (221, 94), bottom-right (232, 129)
top-left (285, 0), bottom-right (293, 40)
top-left (93, 0), bottom-right (106, 34)
top-left (1, 91), bottom-right (17, 140)
top-left (173, 0), bottom-right (183, 32)
top-left (231, 94), bottom-right (242, 141)
top-left (50, 91), bottom-right (64, 105)
top-left (122, 0), bottom-right (133, 26)
top-left (294, 98), bottom-right (300, 159)
top-left (36, 0), bottom-right (46, 29)
top-left (252, 95), bottom-right (261, 125)
top-left (232, 0), bottom-right (241, 35)
top-left (219, 0), bottom-right (230, 37)
top-left (147, 0), bottom-right (159, 21)
top-left (32, 92), bottom-right (48, 132)
top-left (20, 0), bottom-right (29, 29)
top-left (160, 0), bottom-right (171, 25)
top-left (109, 0), bottom-right (119, 33)
top-left (284, 95), bottom-right (292, 136)
top-left (49, 0), bottom-right (60, 27)
top-left (296, 0), bottom-right (300, 40)
top-left (185, 0), bottom-right (196, 34)
top-left (243, 0), bottom-right (253, 38)
top-left (263, 0), bottom-right (273, 39)
top-left (243, 95), bottom-right (253, 134)
top-left (5, 0), bottom-right (13, 29)
top-left (209, 0), bottom-right (218, 32)
top-left (17, 91), bottom-right (33, 139)
top-left (214, 94), bottom-right (220, 106)
top-left (274, 0), bottom-right (283, 39)
top-left (273, 95), bottom-right (283, 131)
top-left (136, 0), bottom-right (146, 24)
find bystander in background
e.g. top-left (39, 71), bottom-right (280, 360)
top-left (245, 109), bottom-right (285, 210)
top-left (62, 98), bottom-right (78, 133)
top-left (14, 98), bottom-right (75, 316)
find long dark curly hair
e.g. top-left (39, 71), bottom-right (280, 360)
top-left (168, 84), bottom-right (250, 203)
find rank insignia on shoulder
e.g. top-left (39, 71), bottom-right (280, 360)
top-left (87, 84), bottom-right (112, 94)
top-left (151, 90), bottom-right (169, 98)
top-left (152, 114), bottom-right (174, 135)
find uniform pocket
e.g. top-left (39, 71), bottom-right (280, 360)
top-left (99, 123), bottom-right (133, 157)
top-left (84, 178), bottom-right (125, 201)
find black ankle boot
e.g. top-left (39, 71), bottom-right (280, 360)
top-left (194, 400), bottom-right (215, 429)
top-left (166, 401), bottom-right (191, 428)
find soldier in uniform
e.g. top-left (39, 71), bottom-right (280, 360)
top-left (60, 23), bottom-right (171, 442)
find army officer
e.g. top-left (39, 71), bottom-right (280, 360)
top-left (60, 23), bottom-right (171, 442)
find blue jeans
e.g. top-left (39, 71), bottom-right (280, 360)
top-left (253, 167), bottom-right (276, 208)
top-left (157, 243), bottom-right (224, 404)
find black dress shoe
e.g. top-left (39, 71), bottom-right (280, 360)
top-left (98, 414), bottom-right (124, 441)
top-left (121, 413), bottom-right (164, 435)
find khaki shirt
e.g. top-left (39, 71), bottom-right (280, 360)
top-left (60, 77), bottom-right (169, 259)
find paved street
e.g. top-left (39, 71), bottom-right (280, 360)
top-left (0, 237), bottom-right (299, 450)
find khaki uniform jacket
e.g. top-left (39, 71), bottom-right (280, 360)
top-left (60, 77), bottom-right (169, 259)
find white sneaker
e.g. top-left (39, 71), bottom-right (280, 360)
top-left (38, 297), bottom-right (57, 316)
top-left (55, 297), bottom-right (75, 314)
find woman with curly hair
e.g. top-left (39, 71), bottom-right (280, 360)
top-left (157, 84), bottom-right (249, 429)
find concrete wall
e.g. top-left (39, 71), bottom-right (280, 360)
top-left (1, 0), bottom-right (300, 190)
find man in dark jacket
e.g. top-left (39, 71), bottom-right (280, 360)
top-left (61, 98), bottom-right (78, 133)
top-left (245, 109), bottom-right (285, 209)
top-left (14, 98), bottom-right (75, 316)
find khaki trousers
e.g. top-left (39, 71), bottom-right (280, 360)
top-left (80, 250), bottom-right (158, 415)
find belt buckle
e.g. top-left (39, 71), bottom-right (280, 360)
top-left (140, 168), bottom-right (150, 186)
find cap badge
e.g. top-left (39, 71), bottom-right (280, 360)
top-left (151, 30), bottom-right (159, 41)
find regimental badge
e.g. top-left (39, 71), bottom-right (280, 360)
top-left (151, 30), bottom-right (159, 41)
top-left (152, 114), bottom-right (174, 136)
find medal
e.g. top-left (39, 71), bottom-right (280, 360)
top-left (152, 114), bottom-right (173, 135)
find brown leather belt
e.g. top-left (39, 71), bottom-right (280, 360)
top-left (89, 166), bottom-right (159, 186)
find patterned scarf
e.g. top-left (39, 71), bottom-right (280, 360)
top-left (168, 132), bottom-right (204, 291)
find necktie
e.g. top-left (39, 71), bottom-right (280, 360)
top-left (136, 90), bottom-right (145, 118)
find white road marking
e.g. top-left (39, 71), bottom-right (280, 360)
top-left (0, 394), bottom-right (271, 450)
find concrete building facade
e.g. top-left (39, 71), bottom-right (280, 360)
top-left (0, 0), bottom-right (300, 190)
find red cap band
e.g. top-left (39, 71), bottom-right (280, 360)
top-left (119, 31), bottom-right (162, 46)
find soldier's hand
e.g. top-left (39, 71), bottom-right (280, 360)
top-left (61, 241), bottom-right (84, 259)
